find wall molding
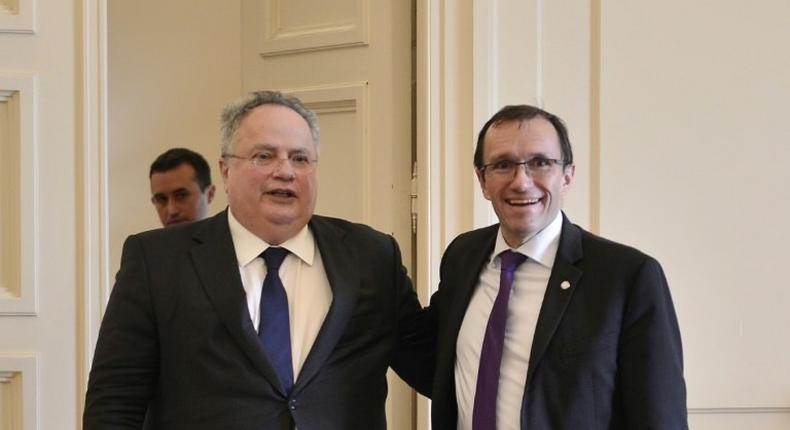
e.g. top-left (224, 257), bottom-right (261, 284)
top-left (689, 407), bottom-right (790, 415)
top-left (79, 0), bottom-right (110, 417)
top-left (0, 0), bottom-right (35, 34)
top-left (0, 72), bottom-right (38, 316)
top-left (257, 0), bottom-right (368, 56)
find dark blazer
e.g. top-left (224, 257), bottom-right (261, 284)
top-left (427, 214), bottom-right (688, 429)
top-left (83, 211), bottom-right (429, 430)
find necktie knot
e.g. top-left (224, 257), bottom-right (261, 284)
top-left (262, 247), bottom-right (289, 271)
top-left (499, 249), bottom-right (527, 273)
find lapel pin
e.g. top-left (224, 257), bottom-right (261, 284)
top-left (560, 280), bottom-right (571, 290)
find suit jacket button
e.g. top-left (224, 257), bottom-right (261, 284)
top-left (289, 399), bottom-right (298, 411)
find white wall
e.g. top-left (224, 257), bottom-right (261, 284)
top-left (598, 2), bottom-right (790, 426)
top-left (108, 0), bottom-right (241, 277)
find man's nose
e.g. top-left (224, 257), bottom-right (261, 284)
top-left (271, 158), bottom-right (296, 179)
top-left (511, 163), bottom-right (534, 184)
top-left (166, 200), bottom-right (181, 215)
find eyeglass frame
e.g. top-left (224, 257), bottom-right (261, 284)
top-left (222, 151), bottom-right (318, 174)
top-left (478, 156), bottom-right (569, 180)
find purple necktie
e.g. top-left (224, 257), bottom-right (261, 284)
top-left (259, 247), bottom-right (294, 394)
top-left (472, 250), bottom-right (527, 430)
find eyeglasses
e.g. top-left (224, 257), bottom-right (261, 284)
top-left (479, 157), bottom-right (566, 180)
top-left (223, 151), bottom-right (317, 174)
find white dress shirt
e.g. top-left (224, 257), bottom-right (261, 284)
top-left (455, 212), bottom-right (563, 430)
top-left (227, 210), bottom-right (333, 380)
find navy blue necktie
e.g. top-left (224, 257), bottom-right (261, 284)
top-left (259, 247), bottom-right (294, 394)
top-left (472, 250), bottom-right (528, 430)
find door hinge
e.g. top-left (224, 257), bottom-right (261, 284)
top-left (410, 161), bottom-right (418, 235)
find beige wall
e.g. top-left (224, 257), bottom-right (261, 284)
top-left (108, 0), bottom-right (241, 276)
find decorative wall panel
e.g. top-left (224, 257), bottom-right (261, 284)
top-left (0, 73), bottom-right (37, 315)
top-left (0, 354), bottom-right (36, 430)
top-left (279, 83), bottom-right (369, 223)
top-left (258, 0), bottom-right (368, 56)
top-left (0, 0), bottom-right (34, 33)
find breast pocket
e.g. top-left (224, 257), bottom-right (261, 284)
top-left (560, 331), bottom-right (619, 365)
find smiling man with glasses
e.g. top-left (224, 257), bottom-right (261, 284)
top-left (425, 105), bottom-right (688, 429)
top-left (84, 91), bottom-right (431, 429)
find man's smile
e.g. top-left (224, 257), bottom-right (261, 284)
top-left (505, 197), bottom-right (541, 206)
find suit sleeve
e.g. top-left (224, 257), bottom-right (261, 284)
top-left (83, 235), bottom-right (159, 429)
top-left (388, 236), bottom-right (436, 397)
top-left (619, 257), bottom-right (688, 429)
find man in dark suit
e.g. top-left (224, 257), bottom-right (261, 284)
top-left (83, 91), bottom-right (429, 429)
top-left (426, 105), bottom-right (687, 429)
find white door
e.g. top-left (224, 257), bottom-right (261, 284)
top-left (0, 0), bottom-right (83, 428)
top-left (240, 0), bottom-right (416, 428)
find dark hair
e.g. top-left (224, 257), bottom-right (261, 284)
top-left (220, 90), bottom-right (319, 156)
top-left (149, 147), bottom-right (212, 190)
top-left (473, 105), bottom-right (573, 169)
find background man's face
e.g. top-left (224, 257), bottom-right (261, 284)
top-left (476, 117), bottom-right (574, 247)
top-left (150, 163), bottom-right (215, 226)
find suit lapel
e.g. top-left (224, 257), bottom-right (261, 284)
top-left (291, 216), bottom-right (359, 394)
top-left (444, 229), bottom-right (497, 351)
top-left (431, 226), bottom-right (497, 428)
top-left (525, 214), bottom-right (584, 385)
top-left (189, 211), bottom-right (286, 394)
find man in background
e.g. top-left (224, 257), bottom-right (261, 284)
top-left (149, 147), bottom-right (216, 226)
top-left (427, 105), bottom-right (687, 429)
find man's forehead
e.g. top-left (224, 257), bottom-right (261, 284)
top-left (151, 162), bottom-right (197, 177)
top-left (488, 116), bottom-right (555, 135)
top-left (150, 165), bottom-right (200, 189)
top-left (485, 118), bottom-right (560, 151)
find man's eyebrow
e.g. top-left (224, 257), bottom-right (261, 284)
top-left (489, 151), bottom-right (555, 160)
top-left (250, 143), bottom-right (310, 153)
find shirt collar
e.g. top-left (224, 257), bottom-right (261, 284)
top-left (493, 211), bottom-right (563, 269)
top-left (227, 209), bottom-right (316, 267)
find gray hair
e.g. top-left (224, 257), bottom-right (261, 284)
top-left (220, 90), bottom-right (320, 155)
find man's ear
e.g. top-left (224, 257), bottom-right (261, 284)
top-left (561, 164), bottom-right (575, 195)
top-left (206, 184), bottom-right (216, 204)
top-left (475, 168), bottom-right (492, 200)
top-left (219, 158), bottom-right (230, 193)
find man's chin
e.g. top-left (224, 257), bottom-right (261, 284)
top-left (264, 212), bottom-right (307, 228)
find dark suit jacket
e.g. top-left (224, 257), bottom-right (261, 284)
top-left (427, 214), bottom-right (688, 429)
top-left (83, 211), bottom-right (429, 429)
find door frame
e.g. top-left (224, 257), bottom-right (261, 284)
top-left (78, 0), bottom-right (111, 412)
